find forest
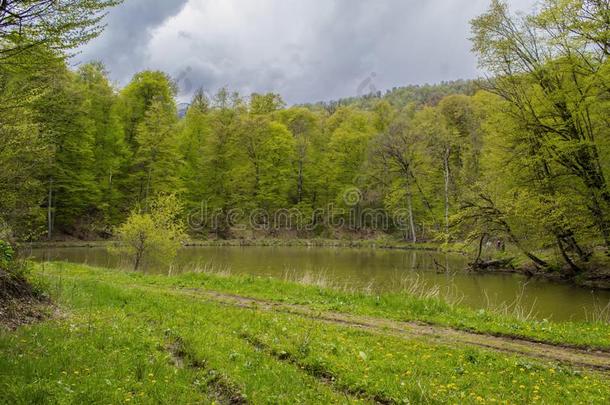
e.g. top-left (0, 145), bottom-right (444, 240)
top-left (1, 0), bottom-right (610, 280)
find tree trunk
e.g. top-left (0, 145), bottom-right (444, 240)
top-left (133, 250), bottom-right (142, 271)
top-left (133, 234), bottom-right (146, 271)
top-left (474, 233), bottom-right (486, 265)
top-left (443, 147), bottom-right (451, 240)
top-left (47, 177), bottom-right (53, 240)
top-left (144, 165), bottom-right (152, 208)
top-left (297, 159), bottom-right (303, 203)
top-left (589, 190), bottom-right (610, 256)
top-left (406, 187), bottom-right (416, 243)
top-left (556, 236), bottom-right (583, 275)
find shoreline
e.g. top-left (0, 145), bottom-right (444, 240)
top-left (24, 237), bottom-right (443, 251)
top-left (22, 238), bottom-right (610, 290)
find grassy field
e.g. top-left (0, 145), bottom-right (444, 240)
top-left (1, 262), bottom-right (609, 404)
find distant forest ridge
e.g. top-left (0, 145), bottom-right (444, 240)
top-left (176, 79), bottom-right (478, 116)
top-left (303, 79), bottom-right (477, 111)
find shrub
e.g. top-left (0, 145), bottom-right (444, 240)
top-left (110, 194), bottom-right (187, 271)
top-left (0, 240), bottom-right (14, 270)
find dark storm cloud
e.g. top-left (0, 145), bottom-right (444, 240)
top-left (74, 0), bottom-right (190, 82)
top-left (74, 0), bottom-right (537, 104)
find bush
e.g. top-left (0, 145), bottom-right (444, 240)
top-left (0, 240), bottom-right (14, 270)
top-left (110, 194), bottom-right (187, 271)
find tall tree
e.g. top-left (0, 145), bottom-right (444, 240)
top-left (77, 62), bottom-right (127, 226)
top-left (133, 100), bottom-right (181, 205)
top-left (277, 107), bottom-right (322, 204)
top-left (178, 90), bottom-right (213, 216)
top-left (35, 66), bottom-right (99, 237)
top-left (117, 71), bottom-right (177, 146)
top-left (0, 0), bottom-right (121, 63)
top-left (472, 0), bottom-right (610, 255)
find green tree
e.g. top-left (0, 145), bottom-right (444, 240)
top-left (372, 104), bottom-right (438, 242)
top-left (117, 71), bottom-right (177, 146)
top-left (277, 107), bottom-right (323, 204)
top-left (77, 62), bottom-right (128, 226)
top-left (111, 194), bottom-right (186, 271)
top-left (191, 88), bottom-right (243, 237)
top-left (133, 100), bottom-right (182, 205)
top-left (323, 107), bottom-right (376, 206)
top-left (178, 91), bottom-right (213, 216)
top-left (472, 0), bottom-right (610, 256)
top-left (35, 66), bottom-right (99, 237)
top-left (0, 62), bottom-right (48, 239)
top-left (0, 0), bottom-right (121, 62)
top-left (0, 0), bottom-right (122, 240)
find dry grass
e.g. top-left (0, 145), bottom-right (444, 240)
top-left (483, 282), bottom-right (538, 322)
top-left (183, 261), bottom-right (233, 277)
top-left (283, 268), bottom-right (338, 289)
top-left (398, 274), bottom-right (464, 307)
top-left (585, 299), bottom-right (610, 324)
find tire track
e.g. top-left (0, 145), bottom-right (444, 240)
top-left (171, 287), bottom-right (610, 374)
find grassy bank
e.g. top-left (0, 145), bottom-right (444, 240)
top-left (34, 262), bottom-right (610, 349)
top-left (1, 262), bottom-right (609, 403)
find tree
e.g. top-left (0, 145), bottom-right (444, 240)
top-left (472, 0), bottom-right (610, 255)
top-left (35, 65), bottom-right (100, 237)
top-left (178, 92), bottom-right (213, 216)
top-left (242, 119), bottom-right (295, 212)
top-left (0, 0), bottom-right (121, 62)
top-left (373, 105), bottom-right (435, 242)
top-left (414, 106), bottom-right (456, 239)
top-left (77, 62), bottom-right (127, 226)
top-left (276, 107), bottom-right (321, 204)
top-left (117, 71), bottom-right (177, 146)
top-left (323, 107), bottom-right (376, 205)
top-left (116, 71), bottom-right (179, 207)
top-left (189, 88), bottom-right (242, 237)
top-left (132, 100), bottom-right (182, 205)
top-left (0, 0), bottom-right (122, 240)
top-left (471, 89), bottom-right (592, 272)
top-left (111, 194), bottom-right (186, 271)
top-left (249, 92), bottom-right (284, 114)
top-left (0, 61), bottom-right (48, 239)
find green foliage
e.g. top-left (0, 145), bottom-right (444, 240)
top-left (111, 194), bottom-right (186, 271)
top-left (0, 1), bottom-right (122, 61)
top-left (132, 100), bottom-right (182, 204)
top-left (468, 0), bottom-right (610, 269)
top-left (37, 66), bottom-right (100, 233)
top-left (177, 102), bottom-right (213, 214)
top-left (0, 240), bottom-right (14, 270)
top-left (117, 70), bottom-right (177, 146)
top-left (77, 62), bottom-right (128, 225)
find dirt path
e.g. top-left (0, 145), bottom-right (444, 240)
top-left (51, 271), bottom-right (610, 374)
top-left (168, 287), bottom-right (610, 374)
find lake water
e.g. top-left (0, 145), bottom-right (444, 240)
top-left (29, 245), bottom-right (610, 322)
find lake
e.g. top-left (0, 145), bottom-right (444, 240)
top-left (29, 245), bottom-right (610, 322)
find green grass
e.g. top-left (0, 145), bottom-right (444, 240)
top-left (36, 262), bottom-right (610, 350)
top-left (1, 262), bottom-right (609, 404)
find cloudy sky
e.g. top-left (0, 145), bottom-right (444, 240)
top-left (74, 0), bottom-right (537, 104)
